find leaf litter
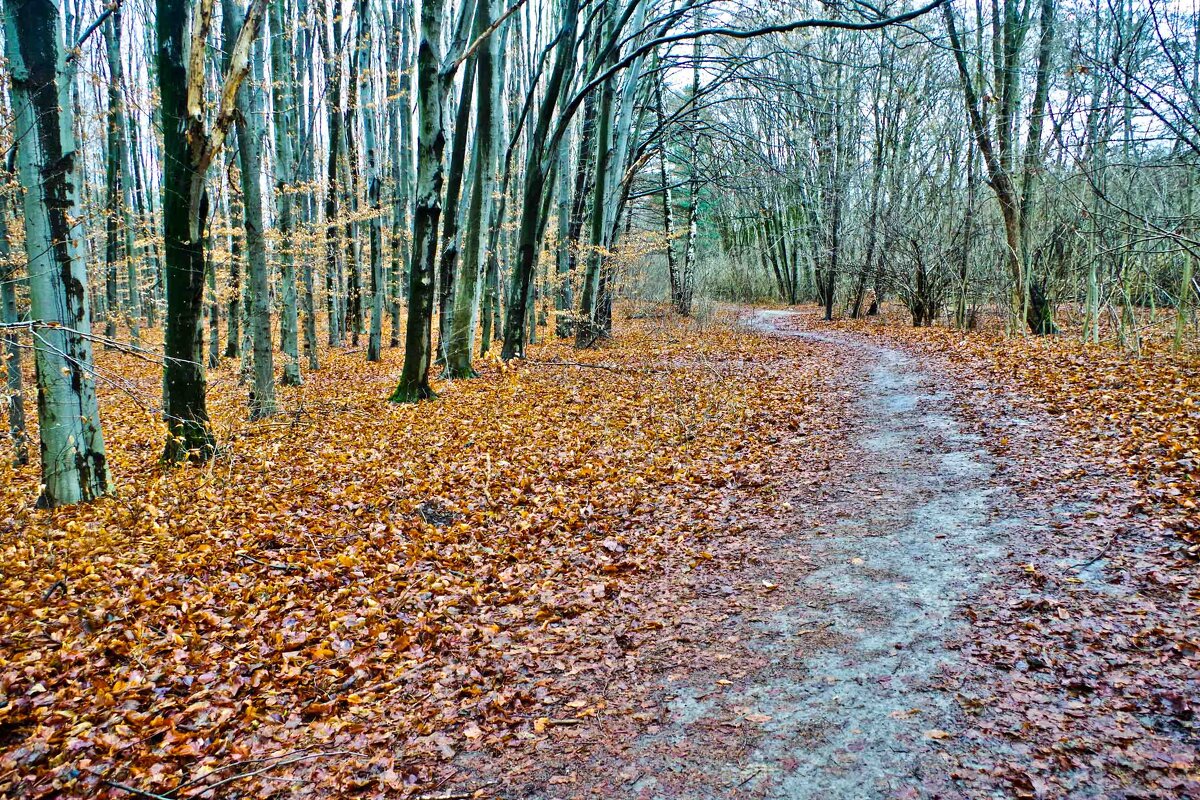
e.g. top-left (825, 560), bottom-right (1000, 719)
top-left (1, 312), bottom-right (840, 798)
top-left (3, 305), bottom-right (1198, 799)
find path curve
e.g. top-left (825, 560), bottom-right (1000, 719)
top-left (492, 310), bottom-right (1025, 799)
top-left (695, 309), bottom-right (1016, 798)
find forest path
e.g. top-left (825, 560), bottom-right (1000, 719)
top-left (668, 308), bottom-right (1019, 798)
top-left (491, 310), bottom-right (1022, 799)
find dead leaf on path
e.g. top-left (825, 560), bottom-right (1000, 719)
top-left (890, 708), bottom-right (922, 719)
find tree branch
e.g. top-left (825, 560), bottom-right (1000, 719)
top-left (203, 0), bottom-right (268, 171)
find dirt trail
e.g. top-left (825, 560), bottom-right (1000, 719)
top-left (621, 311), bottom-right (1017, 798)
top-left (493, 310), bottom-right (1024, 799)
top-left (671, 309), bottom-right (1018, 797)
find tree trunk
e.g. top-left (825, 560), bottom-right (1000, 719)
top-left (388, 0), bottom-right (413, 349)
top-left (553, 140), bottom-right (573, 337)
top-left (344, 7), bottom-right (365, 345)
top-left (102, 10), bottom-right (124, 346)
top-left (362, 0), bottom-right (385, 363)
top-left (574, 13), bottom-right (615, 348)
top-left (3, 0), bottom-right (111, 503)
top-left (223, 209), bottom-right (241, 358)
top-left (391, 0), bottom-right (454, 401)
top-left (445, 0), bottom-right (499, 378)
top-left (160, 0), bottom-right (264, 459)
top-left (206, 227), bottom-right (220, 369)
top-left (679, 28), bottom-right (702, 316)
top-left (654, 69), bottom-right (680, 313)
top-left (322, 2), bottom-right (345, 348)
top-left (502, 0), bottom-right (579, 359)
top-left (270, 0), bottom-right (302, 384)
top-left (227, 0), bottom-right (277, 418)
top-left (435, 47), bottom-right (479, 364)
top-left (128, 114), bottom-right (159, 328)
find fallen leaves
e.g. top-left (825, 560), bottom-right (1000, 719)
top-left (784, 306), bottom-right (1200, 798)
top-left (0, 311), bottom-right (831, 798)
top-left (807, 307), bottom-right (1200, 548)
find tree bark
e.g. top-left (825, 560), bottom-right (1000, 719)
top-left (391, 0), bottom-right (477, 399)
top-left (445, 0), bottom-right (499, 379)
top-left (160, 0), bottom-right (265, 459)
top-left (435, 44), bottom-right (479, 364)
top-left (391, 0), bottom-right (457, 400)
top-left (226, 0), bottom-right (277, 418)
top-left (501, 0), bottom-right (579, 359)
top-left (102, 10), bottom-right (124, 346)
top-left (3, 0), bottom-right (111, 504)
top-left (362, 0), bottom-right (385, 363)
top-left (388, 0), bottom-right (414, 349)
top-left (270, 0), bottom-right (302, 384)
top-left (322, 0), bottom-right (345, 347)
top-left (0, 194), bottom-right (28, 467)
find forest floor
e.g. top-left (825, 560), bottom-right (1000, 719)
top-left (453, 309), bottom-right (1199, 800)
top-left (2, 306), bottom-right (1198, 799)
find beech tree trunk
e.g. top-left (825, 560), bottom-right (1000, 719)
top-left (502, 0), bottom-right (578, 359)
top-left (388, 0), bottom-right (414, 349)
top-left (322, 2), bottom-right (345, 348)
top-left (270, 0), bottom-right (302, 385)
top-left (0, 196), bottom-right (28, 467)
top-left (103, 12), bottom-right (122, 346)
top-left (445, 0), bottom-right (500, 378)
top-left (159, 0), bottom-right (264, 459)
top-left (362, 0), bottom-right (384, 363)
top-left (3, 0), bottom-right (111, 505)
top-left (434, 45), bottom-right (479, 365)
top-left (391, 0), bottom-right (476, 400)
top-left (226, 0), bottom-right (276, 418)
top-left (391, 0), bottom-right (451, 400)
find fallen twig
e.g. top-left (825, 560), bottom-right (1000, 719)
top-left (103, 781), bottom-right (174, 800)
top-left (1071, 531), bottom-right (1119, 571)
top-left (418, 780), bottom-right (496, 800)
top-left (526, 358), bottom-right (668, 375)
top-left (183, 750), bottom-right (352, 797)
top-left (730, 768), bottom-right (762, 789)
top-left (236, 553), bottom-right (303, 572)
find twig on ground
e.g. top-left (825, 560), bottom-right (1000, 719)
top-left (418, 780), bottom-right (496, 800)
top-left (102, 781), bottom-right (174, 800)
top-left (730, 768), bottom-right (762, 789)
top-left (526, 358), bottom-right (668, 375)
top-left (42, 579), bottom-right (66, 602)
top-left (182, 750), bottom-right (352, 797)
top-left (1071, 531), bottom-right (1119, 570)
top-left (236, 553), bottom-right (303, 571)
